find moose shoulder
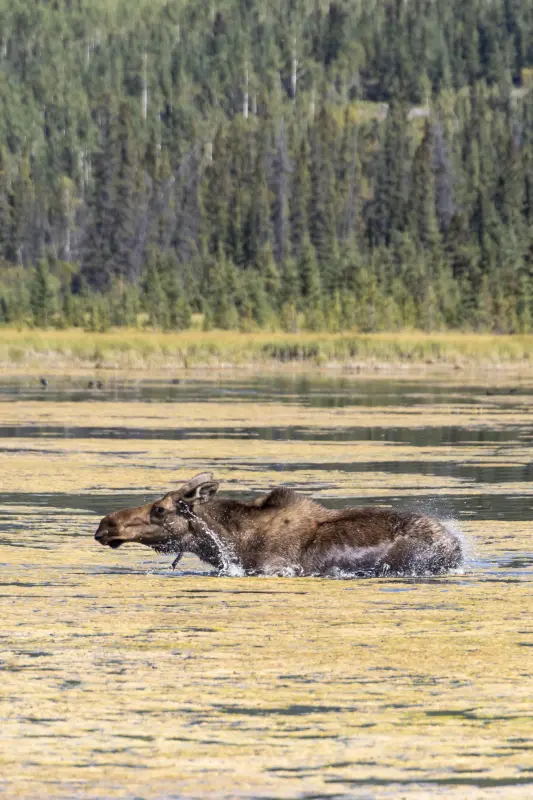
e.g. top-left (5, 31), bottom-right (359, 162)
top-left (95, 473), bottom-right (463, 576)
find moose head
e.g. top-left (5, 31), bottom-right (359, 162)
top-left (94, 473), bottom-right (220, 561)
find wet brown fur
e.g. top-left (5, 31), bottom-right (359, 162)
top-left (95, 474), bottom-right (462, 576)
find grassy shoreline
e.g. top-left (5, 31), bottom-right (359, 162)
top-left (2, 328), bottom-right (533, 372)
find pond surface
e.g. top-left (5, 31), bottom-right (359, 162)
top-left (1, 371), bottom-right (533, 798)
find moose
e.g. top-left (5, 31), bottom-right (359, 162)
top-left (95, 473), bottom-right (463, 577)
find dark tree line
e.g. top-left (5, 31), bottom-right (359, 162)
top-left (2, 0), bottom-right (533, 331)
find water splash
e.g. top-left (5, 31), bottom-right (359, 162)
top-left (194, 516), bottom-right (245, 576)
top-left (168, 507), bottom-right (245, 577)
top-left (398, 496), bottom-right (471, 574)
top-left (255, 562), bottom-right (303, 578)
top-left (442, 516), bottom-right (471, 573)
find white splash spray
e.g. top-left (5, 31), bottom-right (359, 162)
top-left (169, 506), bottom-right (245, 577)
top-left (195, 516), bottom-right (245, 577)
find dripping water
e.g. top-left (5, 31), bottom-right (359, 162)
top-left (167, 505), bottom-right (245, 577)
top-left (193, 515), bottom-right (245, 577)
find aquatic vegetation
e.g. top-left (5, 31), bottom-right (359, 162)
top-left (1, 374), bottom-right (532, 798)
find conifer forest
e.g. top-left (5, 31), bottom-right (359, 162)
top-left (2, 0), bottom-right (533, 333)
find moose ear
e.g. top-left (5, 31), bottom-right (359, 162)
top-left (180, 480), bottom-right (219, 506)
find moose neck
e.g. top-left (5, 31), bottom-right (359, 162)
top-left (187, 522), bottom-right (226, 569)
top-left (179, 499), bottom-right (247, 570)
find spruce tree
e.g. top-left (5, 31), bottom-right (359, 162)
top-left (432, 116), bottom-right (455, 234)
top-left (114, 103), bottom-right (143, 282)
top-left (408, 121), bottom-right (440, 250)
top-left (309, 105), bottom-right (338, 271)
top-left (142, 252), bottom-right (169, 328)
top-left (299, 236), bottom-right (325, 330)
top-left (289, 137), bottom-right (311, 261)
top-left (86, 294), bottom-right (111, 333)
top-left (203, 127), bottom-right (231, 258)
top-left (82, 103), bottom-right (116, 290)
top-left (206, 249), bottom-right (240, 329)
top-left (0, 148), bottom-right (13, 262)
top-left (371, 101), bottom-right (408, 247)
top-left (163, 254), bottom-right (192, 330)
top-left (30, 260), bottom-right (56, 327)
top-left (243, 139), bottom-right (272, 266)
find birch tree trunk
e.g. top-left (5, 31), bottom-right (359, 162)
top-left (291, 35), bottom-right (298, 99)
top-left (142, 52), bottom-right (148, 121)
top-left (243, 62), bottom-right (249, 119)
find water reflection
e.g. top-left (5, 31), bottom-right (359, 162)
top-left (0, 423), bottom-right (530, 445)
top-left (1, 373), bottom-right (532, 408)
top-left (2, 373), bottom-right (533, 799)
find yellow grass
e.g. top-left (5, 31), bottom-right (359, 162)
top-left (3, 328), bottom-right (533, 371)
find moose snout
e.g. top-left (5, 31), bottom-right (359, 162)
top-left (95, 517), bottom-right (117, 544)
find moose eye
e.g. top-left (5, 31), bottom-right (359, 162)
top-left (153, 506), bottom-right (165, 516)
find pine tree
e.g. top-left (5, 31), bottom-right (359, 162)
top-left (11, 156), bottom-right (35, 266)
top-left (228, 190), bottom-right (246, 268)
top-left (242, 270), bottom-right (274, 329)
top-left (289, 137), bottom-right (311, 261)
top-left (432, 116), bottom-right (455, 234)
top-left (206, 249), bottom-right (240, 329)
top-left (280, 255), bottom-right (300, 306)
top-left (163, 253), bottom-right (192, 330)
top-left (82, 102), bottom-right (117, 290)
top-left (496, 127), bottom-right (525, 234)
top-left (516, 274), bottom-right (532, 332)
top-left (243, 137), bottom-right (272, 266)
top-left (114, 103), bottom-right (144, 282)
top-left (352, 264), bottom-right (381, 332)
top-left (86, 294), bottom-right (111, 333)
top-left (256, 243), bottom-right (281, 306)
top-left (473, 274), bottom-right (494, 330)
top-left (61, 289), bottom-right (78, 327)
top-left (271, 119), bottom-right (290, 264)
top-left (142, 252), bottom-right (169, 328)
top-left (0, 148), bottom-right (13, 262)
top-left (203, 127), bottom-right (231, 258)
top-left (29, 260), bottom-right (56, 327)
top-left (338, 113), bottom-right (362, 243)
top-left (309, 105), bottom-right (338, 271)
top-left (371, 101), bottom-right (409, 247)
top-left (299, 236), bottom-right (325, 330)
top-left (408, 121), bottom-right (440, 250)
top-left (4, 270), bottom-right (31, 325)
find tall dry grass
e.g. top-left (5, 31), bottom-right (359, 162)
top-left (1, 328), bottom-right (533, 370)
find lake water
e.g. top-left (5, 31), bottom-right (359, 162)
top-left (1, 371), bottom-right (533, 798)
